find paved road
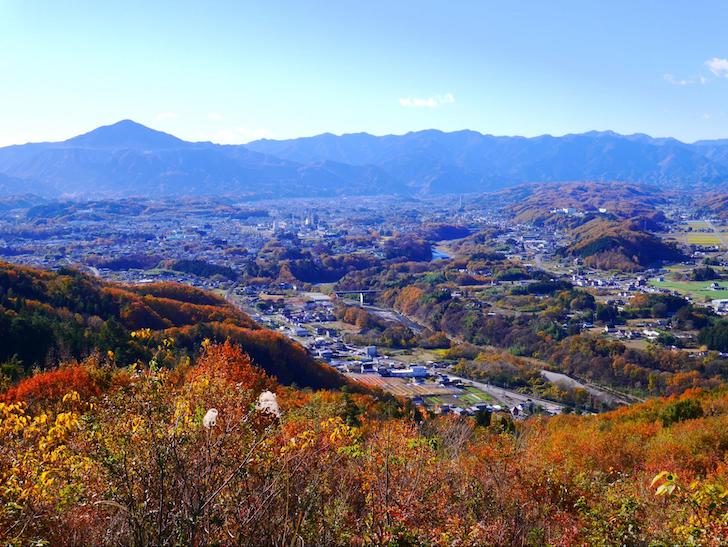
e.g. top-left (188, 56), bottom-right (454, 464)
top-left (363, 304), bottom-right (425, 333)
top-left (540, 370), bottom-right (632, 406)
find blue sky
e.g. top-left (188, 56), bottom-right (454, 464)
top-left (1, 1), bottom-right (728, 145)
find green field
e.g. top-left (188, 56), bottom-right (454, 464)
top-left (685, 233), bottom-right (721, 246)
top-left (649, 278), bottom-right (728, 301)
top-left (458, 386), bottom-right (494, 404)
top-left (424, 386), bottom-right (493, 408)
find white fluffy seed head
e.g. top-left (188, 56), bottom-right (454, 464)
top-left (256, 391), bottom-right (281, 417)
top-left (203, 408), bottom-right (219, 429)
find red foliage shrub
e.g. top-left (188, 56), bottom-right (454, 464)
top-left (191, 340), bottom-right (275, 394)
top-left (1, 365), bottom-right (100, 403)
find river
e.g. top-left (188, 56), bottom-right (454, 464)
top-left (431, 245), bottom-right (451, 260)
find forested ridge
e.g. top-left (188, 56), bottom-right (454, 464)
top-left (0, 261), bottom-right (344, 389)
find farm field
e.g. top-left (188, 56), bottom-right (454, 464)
top-left (458, 386), bottom-right (495, 404)
top-left (670, 220), bottom-right (727, 248)
top-left (649, 278), bottom-right (728, 301)
top-left (346, 373), bottom-right (456, 397)
top-left (686, 220), bottom-right (711, 230)
top-left (379, 347), bottom-right (451, 364)
top-left (347, 373), bottom-right (494, 408)
top-left (424, 386), bottom-right (494, 408)
top-left (685, 232), bottom-right (721, 246)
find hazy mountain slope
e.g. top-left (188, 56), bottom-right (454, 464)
top-left (249, 129), bottom-right (728, 190)
top-left (64, 119), bottom-right (189, 149)
top-left (691, 140), bottom-right (728, 167)
top-left (0, 173), bottom-right (55, 197)
top-left (0, 121), bottom-right (399, 198)
top-left (2, 120), bottom-right (728, 198)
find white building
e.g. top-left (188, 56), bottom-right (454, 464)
top-left (389, 365), bottom-right (428, 378)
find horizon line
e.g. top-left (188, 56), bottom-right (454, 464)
top-left (4, 118), bottom-right (728, 148)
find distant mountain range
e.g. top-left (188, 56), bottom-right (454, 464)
top-left (2, 120), bottom-right (728, 198)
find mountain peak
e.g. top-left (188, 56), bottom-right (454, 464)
top-left (64, 119), bottom-right (187, 150)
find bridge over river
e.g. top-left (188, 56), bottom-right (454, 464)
top-left (333, 289), bottom-right (382, 305)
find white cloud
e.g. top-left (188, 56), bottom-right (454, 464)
top-left (706, 57), bottom-right (728, 78)
top-left (663, 73), bottom-right (709, 86)
top-left (399, 93), bottom-right (455, 108)
top-left (664, 74), bottom-right (691, 86)
top-left (155, 112), bottom-right (179, 120)
top-left (207, 113), bottom-right (224, 121)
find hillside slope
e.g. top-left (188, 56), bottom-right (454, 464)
top-left (501, 182), bottom-right (668, 227)
top-left (565, 218), bottom-right (685, 271)
top-left (0, 261), bottom-right (345, 388)
top-left (698, 193), bottom-right (728, 221)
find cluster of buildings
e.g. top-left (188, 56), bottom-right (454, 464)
top-left (548, 207), bottom-right (608, 216)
